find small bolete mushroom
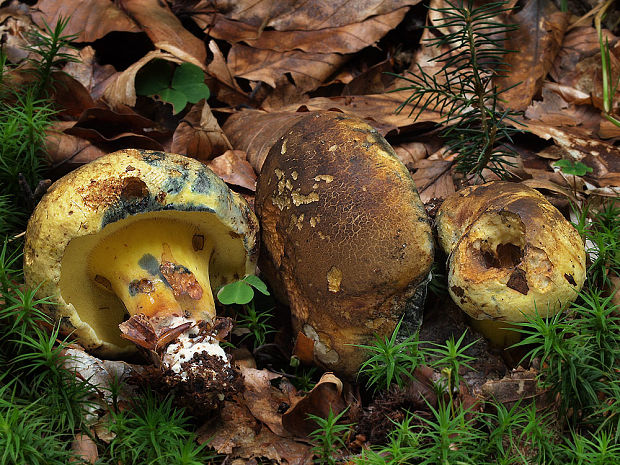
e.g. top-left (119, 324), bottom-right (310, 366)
top-left (255, 112), bottom-right (434, 378)
top-left (436, 181), bottom-right (586, 344)
top-left (24, 149), bottom-right (258, 403)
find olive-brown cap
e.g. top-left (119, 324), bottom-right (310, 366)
top-left (24, 149), bottom-right (258, 357)
top-left (436, 181), bottom-right (586, 322)
top-left (255, 112), bottom-right (434, 378)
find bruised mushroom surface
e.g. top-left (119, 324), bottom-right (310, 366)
top-left (255, 112), bottom-right (434, 378)
top-left (436, 182), bottom-right (586, 327)
top-left (24, 149), bottom-right (258, 407)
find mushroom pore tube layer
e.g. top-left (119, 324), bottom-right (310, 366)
top-left (58, 210), bottom-right (240, 348)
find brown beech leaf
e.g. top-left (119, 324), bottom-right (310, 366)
top-left (202, 8), bottom-right (408, 55)
top-left (119, 0), bottom-right (206, 67)
top-left (49, 72), bottom-right (96, 119)
top-left (62, 347), bottom-right (144, 406)
top-left (480, 368), bottom-right (549, 407)
top-left (239, 367), bottom-right (295, 437)
top-left (70, 433), bottom-right (98, 464)
top-left (277, 90), bottom-right (444, 135)
top-left (223, 111), bottom-right (309, 172)
top-left (171, 101), bottom-right (232, 161)
top-left (32, 0), bottom-right (139, 42)
top-left (205, 40), bottom-right (250, 107)
top-left (0, 3), bottom-right (33, 64)
top-left (496, 0), bottom-right (569, 111)
top-left (103, 50), bottom-right (184, 110)
top-left (228, 43), bottom-right (346, 92)
top-left (411, 158), bottom-right (456, 203)
top-left (45, 122), bottom-right (108, 170)
top-left (282, 373), bottom-right (347, 438)
top-left (550, 26), bottom-right (620, 113)
top-left (524, 85), bottom-right (601, 134)
top-left (207, 150), bottom-right (257, 191)
top-left (63, 46), bottom-right (118, 101)
top-left (393, 137), bottom-right (444, 170)
top-left (518, 119), bottom-right (620, 186)
top-left (201, 401), bottom-right (313, 464)
top-left (62, 106), bottom-right (169, 153)
top-left (292, 331), bottom-right (316, 365)
top-left (197, 0), bottom-right (421, 31)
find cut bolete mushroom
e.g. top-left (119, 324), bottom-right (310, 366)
top-left (24, 149), bottom-right (258, 404)
top-left (255, 112), bottom-right (434, 378)
top-left (436, 182), bottom-right (586, 344)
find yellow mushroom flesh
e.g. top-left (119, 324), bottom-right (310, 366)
top-left (87, 217), bottom-right (215, 323)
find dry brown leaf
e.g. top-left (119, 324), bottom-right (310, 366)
top-left (519, 119), bottom-right (620, 187)
top-left (207, 150), bottom-right (257, 191)
top-left (171, 101), bottom-right (232, 161)
top-left (282, 373), bottom-right (347, 438)
top-left (228, 43), bottom-right (346, 92)
top-left (411, 158), bottom-right (455, 203)
top-left (239, 367), bottom-right (293, 437)
top-left (496, 0), bottom-right (569, 111)
top-left (202, 8), bottom-right (408, 55)
top-left (45, 122), bottom-right (108, 169)
top-left (337, 58), bottom-right (396, 94)
top-left (63, 106), bottom-right (169, 152)
top-left (49, 72), bottom-right (96, 119)
top-left (201, 401), bottom-right (313, 465)
top-left (524, 85), bottom-right (601, 133)
top-left (198, 0), bottom-right (421, 31)
top-left (119, 0), bottom-right (206, 67)
top-left (63, 46), bottom-right (118, 101)
top-left (62, 348), bottom-right (144, 406)
top-left (550, 26), bottom-right (620, 113)
top-left (70, 433), bottom-right (98, 464)
top-left (292, 331), bottom-right (316, 365)
top-left (223, 111), bottom-right (309, 172)
top-left (393, 137), bottom-right (444, 170)
top-left (205, 40), bottom-right (250, 107)
top-left (277, 90), bottom-right (444, 135)
top-left (103, 50), bottom-right (184, 110)
top-left (0, 2), bottom-right (33, 63)
top-left (32, 0), bottom-right (139, 42)
top-left (480, 368), bottom-right (548, 406)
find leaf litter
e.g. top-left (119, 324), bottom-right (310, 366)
top-left (3, 0), bottom-right (620, 462)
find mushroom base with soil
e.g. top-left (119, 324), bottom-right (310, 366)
top-left (24, 149), bottom-right (259, 408)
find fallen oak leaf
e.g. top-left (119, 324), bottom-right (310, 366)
top-left (223, 110), bottom-right (308, 172)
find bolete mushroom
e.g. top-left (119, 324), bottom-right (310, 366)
top-left (255, 112), bottom-right (434, 378)
top-left (435, 181), bottom-right (586, 345)
top-left (24, 149), bottom-right (258, 405)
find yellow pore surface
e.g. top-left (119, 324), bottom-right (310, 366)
top-left (88, 217), bottom-right (215, 320)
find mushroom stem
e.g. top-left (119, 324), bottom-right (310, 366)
top-left (88, 218), bottom-right (216, 325)
top-left (467, 318), bottom-right (520, 348)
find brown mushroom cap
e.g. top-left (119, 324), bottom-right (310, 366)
top-left (24, 149), bottom-right (258, 357)
top-left (255, 112), bottom-right (434, 377)
top-left (436, 181), bottom-right (586, 322)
